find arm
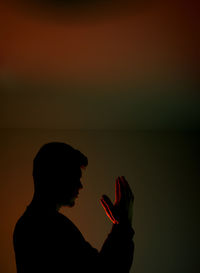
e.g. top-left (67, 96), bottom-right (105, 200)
top-left (99, 222), bottom-right (134, 273)
top-left (99, 176), bottom-right (135, 273)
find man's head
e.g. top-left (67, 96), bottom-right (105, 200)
top-left (32, 142), bottom-right (88, 207)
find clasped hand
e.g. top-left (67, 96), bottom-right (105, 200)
top-left (100, 176), bottom-right (134, 225)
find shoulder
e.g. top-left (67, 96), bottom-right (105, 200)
top-left (55, 212), bottom-right (84, 240)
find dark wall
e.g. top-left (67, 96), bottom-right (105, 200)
top-left (0, 129), bottom-right (199, 273)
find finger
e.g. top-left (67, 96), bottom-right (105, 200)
top-left (118, 176), bottom-right (127, 201)
top-left (115, 177), bottom-right (121, 202)
top-left (121, 176), bottom-right (134, 200)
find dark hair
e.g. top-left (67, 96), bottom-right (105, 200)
top-left (32, 142), bottom-right (88, 192)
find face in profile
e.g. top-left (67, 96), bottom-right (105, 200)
top-left (55, 166), bottom-right (83, 208)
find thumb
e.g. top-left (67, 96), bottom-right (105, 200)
top-left (100, 195), bottom-right (119, 224)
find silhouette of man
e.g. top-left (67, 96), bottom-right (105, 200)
top-left (13, 142), bottom-right (134, 273)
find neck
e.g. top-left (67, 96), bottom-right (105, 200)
top-left (30, 192), bottom-right (61, 211)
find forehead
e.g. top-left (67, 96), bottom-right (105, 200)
top-left (67, 165), bottom-right (82, 177)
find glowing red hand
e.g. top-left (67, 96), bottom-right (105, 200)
top-left (100, 176), bottom-right (134, 225)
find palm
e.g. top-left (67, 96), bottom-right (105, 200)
top-left (100, 176), bottom-right (134, 225)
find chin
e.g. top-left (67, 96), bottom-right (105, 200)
top-left (68, 202), bottom-right (75, 207)
top-left (61, 199), bottom-right (75, 207)
top-left (67, 199), bottom-right (76, 207)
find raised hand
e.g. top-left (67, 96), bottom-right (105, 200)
top-left (100, 176), bottom-right (134, 225)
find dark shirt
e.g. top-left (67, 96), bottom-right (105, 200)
top-left (13, 202), bottom-right (134, 273)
